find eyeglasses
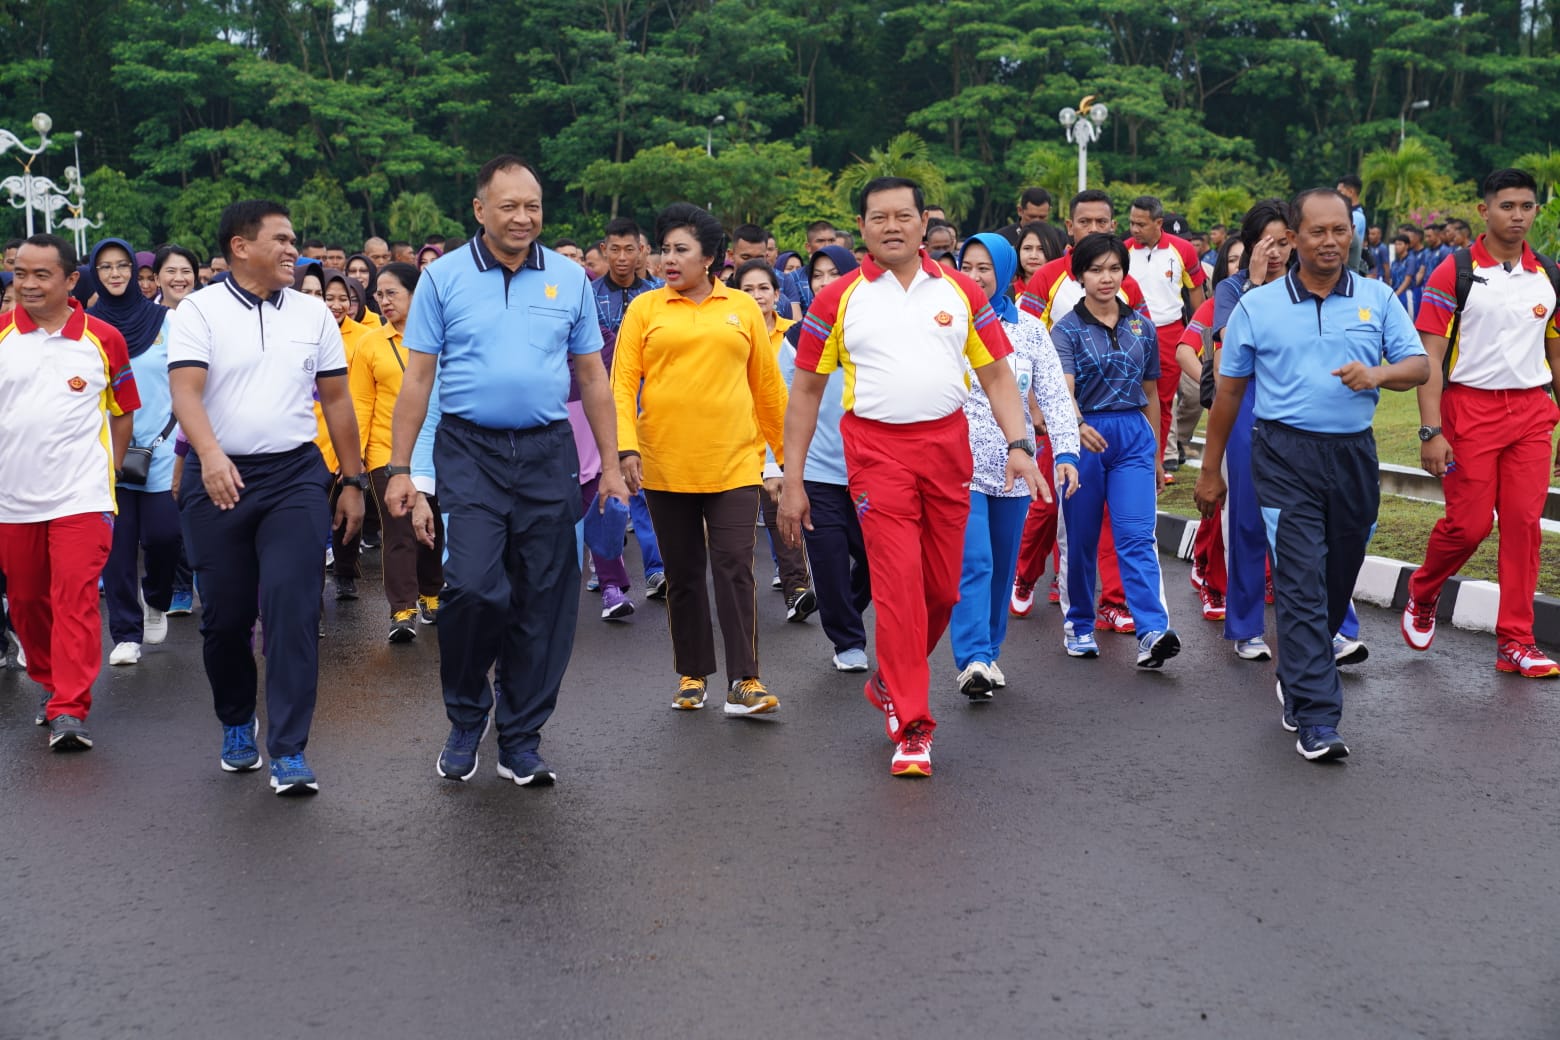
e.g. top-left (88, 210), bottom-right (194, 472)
top-left (374, 288), bottom-right (406, 300)
top-left (96, 262), bottom-right (133, 274)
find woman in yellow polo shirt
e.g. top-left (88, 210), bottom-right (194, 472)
top-left (352, 262), bottom-right (445, 643)
top-left (614, 203), bottom-right (789, 715)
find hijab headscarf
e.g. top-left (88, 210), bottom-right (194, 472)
top-left (416, 244), bottom-right (443, 268)
top-left (87, 239), bottom-right (168, 356)
top-left (775, 250), bottom-right (801, 274)
top-left (958, 232), bottom-right (1020, 324)
top-left (323, 269), bottom-right (367, 324)
top-left (345, 252), bottom-right (381, 316)
top-left (292, 261), bottom-right (327, 294)
top-left (805, 245), bottom-right (859, 284)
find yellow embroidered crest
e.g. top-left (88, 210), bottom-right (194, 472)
top-left (545, 284), bottom-right (558, 300)
top-left (1357, 307), bottom-right (1372, 323)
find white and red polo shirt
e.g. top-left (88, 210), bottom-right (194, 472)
top-left (795, 249), bottom-right (1011, 423)
top-left (1127, 231), bottom-right (1205, 327)
top-left (0, 299), bottom-right (140, 522)
top-left (1416, 235), bottom-right (1560, 390)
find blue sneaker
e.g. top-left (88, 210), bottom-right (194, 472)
top-left (1332, 633), bottom-right (1369, 665)
top-left (1276, 680), bottom-right (1297, 733)
top-left (497, 749), bottom-right (557, 787)
top-left (1136, 629), bottom-right (1181, 668)
top-left (167, 590), bottom-right (194, 616)
top-left (220, 717), bottom-right (263, 772)
top-left (832, 647), bottom-right (870, 672)
top-left (269, 753), bottom-right (319, 795)
top-left (1296, 725), bottom-right (1349, 761)
top-left (437, 715), bottom-right (490, 781)
top-left (1064, 632), bottom-right (1099, 658)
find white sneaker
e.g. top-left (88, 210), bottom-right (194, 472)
top-left (1234, 637), bottom-right (1271, 661)
top-left (109, 641), bottom-right (142, 666)
top-left (957, 661), bottom-right (994, 700)
top-left (143, 603), bottom-right (168, 645)
top-left (988, 662), bottom-right (1007, 688)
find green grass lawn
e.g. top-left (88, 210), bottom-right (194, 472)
top-left (1157, 478), bottom-right (1560, 597)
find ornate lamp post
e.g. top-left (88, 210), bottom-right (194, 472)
top-left (1, 112), bottom-right (57, 236)
top-left (1058, 97), bottom-right (1109, 193)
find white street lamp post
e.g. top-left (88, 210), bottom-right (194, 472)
top-left (1400, 99), bottom-right (1430, 149)
top-left (706, 114), bottom-right (725, 158)
top-left (0, 112), bottom-right (57, 236)
top-left (1059, 99), bottom-right (1109, 193)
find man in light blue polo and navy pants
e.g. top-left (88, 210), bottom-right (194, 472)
top-left (383, 155), bottom-right (627, 787)
top-left (1195, 188), bottom-right (1428, 762)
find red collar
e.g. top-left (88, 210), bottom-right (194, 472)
top-left (860, 247), bottom-right (944, 282)
top-left (10, 297), bottom-right (88, 338)
top-left (1470, 234), bottom-right (1539, 272)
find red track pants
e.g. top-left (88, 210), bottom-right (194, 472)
top-left (1409, 384), bottom-right (1559, 643)
top-left (1155, 321), bottom-right (1185, 452)
top-left (0, 512), bottom-right (114, 720)
top-left (842, 410), bottom-right (971, 736)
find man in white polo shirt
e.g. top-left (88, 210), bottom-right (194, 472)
top-left (0, 234), bottom-right (139, 752)
top-left (1127, 195), bottom-right (1206, 456)
top-left (779, 176), bottom-right (1043, 779)
top-left (1403, 168), bottom-right (1560, 677)
top-left (169, 199), bottom-right (366, 796)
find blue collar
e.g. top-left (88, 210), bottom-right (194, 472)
top-left (470, 233), bottom-right (546, 273)
top-left (223, 278), bottom-right (285, 311)
top-left (1283, 267), bottom-right (1355, 304)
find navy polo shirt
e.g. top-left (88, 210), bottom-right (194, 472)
top-left (1051, 298), bottom-right (1160, 414)
top-left (402, 235), bottom-right (603, 430)
top-left (1221, 268), bottom-right (1423, 434)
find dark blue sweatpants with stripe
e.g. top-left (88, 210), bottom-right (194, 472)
top-left (1251, 420), bottom-right (1378, 729)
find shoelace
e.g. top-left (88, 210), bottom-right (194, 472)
top-left (274, 754), bottom-right (308, 775)
top-left (393, 608), bottom-right (418, 623)
top-left (449, 724), bottom-right (484, 752)
top-left (679, 676), bottom-right (705, 693)
top-left (900, 724), bottom-right (931, 753)
top-left (222, 724), bottom-right (253, 757)
top-left (1505, 642), bottom-right (1548, 662)
top-left (1411, 598), bottom-right (1436, 628)
top-left (735, 678), bottom-right (768, 698)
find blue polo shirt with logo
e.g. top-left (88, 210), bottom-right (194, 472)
top-left (402, 235), bottom-right (603, 430)
top-left (1220, 268), bottom-right (1423, 434)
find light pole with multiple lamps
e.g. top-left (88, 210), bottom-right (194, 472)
top-left (1058, 96), bottom-right (1108, 193)
top-left (0, 112), bottom-right (97, 255)
top-left (1400, 99), bottom-right (1431, 148)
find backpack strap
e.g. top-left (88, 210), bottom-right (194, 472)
top-left (1443, 247), bottom-right (1475, 382)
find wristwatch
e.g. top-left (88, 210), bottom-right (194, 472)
top-left (1007, 438), bottom-right (1037, 458)
top-left (1417, 425), bottom-right (1443, 442)
top-left (340, 473), bottom-right (370, 491)
top-left (384, 464), bottom-right (413, 477)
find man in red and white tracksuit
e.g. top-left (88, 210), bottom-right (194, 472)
top-left (0, 235), bottom-right (139, 751)
top-left (1402, 168), bottom-right (1560, 676)
top-left (1126, 197), bottom-right (1206, 455)
top-left (779, 177), bottom-right (1043, 779)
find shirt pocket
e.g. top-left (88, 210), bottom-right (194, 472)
top-left (1342, 323), bottom-right (1383, 361)
top-left (528, 306), bottom-right (572, 352)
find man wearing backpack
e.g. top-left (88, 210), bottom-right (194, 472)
top-left (1403, 168), bottom-right (1560, 677)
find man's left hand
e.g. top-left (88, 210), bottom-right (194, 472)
top-left (598, 469), bottom-right (631, 511)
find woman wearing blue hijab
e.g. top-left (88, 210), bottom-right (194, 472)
top-left (87, 238), bottom-right (181, 667)
top-left (949, 232), bottom-right (1080, 699)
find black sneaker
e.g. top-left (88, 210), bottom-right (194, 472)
top-left (437, 715), bottom-right (490, 781)
top-left (785, 587), bottom-right (817, 623)
top-left (1296, 725), bottom-right (1349, 762)
top-left (34, 690), bottom-right (50, 726)
top-left (48, 714), bottom-right (92, 751)
top-left (497, 748), bottom-right (557, 787)
top-left (388, 609), bottom-right (418, 643)
top-left (1275, 680), bottom-right (1297, 733)
top-left (335, 577), bottom-right (358, 600)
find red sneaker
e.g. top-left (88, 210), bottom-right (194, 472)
top-left (1047, 578), bottom-right (1060, 603)
top-left (1198, 585), bottom-right (1226, 621)
top-left (863, 671), bottom-right (901, 740)
top-left (1400, 593), bottom-right (1438, 651)
top-left (890, 722), bottom-right (933, 777)
top-left (1010, 581), bottom-right (1036, 618)
top-left (1097, 603), bottom-right (1136, 634)
top-left (1496, 641), bottom-right (1560, 678)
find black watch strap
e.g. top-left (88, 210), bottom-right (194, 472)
top-left (384, 464), bottom-right (413, 477)
top-left (340, 473), bottom-right (370, 490)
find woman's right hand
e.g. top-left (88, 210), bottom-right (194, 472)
top-left (1247, 236), bottom-right (1277, 286)
top-left (621, 454), bottom-right (643, 495)
top-left (1078, 421), bottom-right (1108, 453)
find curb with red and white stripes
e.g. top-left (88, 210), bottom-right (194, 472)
top-left (1155, 512), bottom-right (1560, 646)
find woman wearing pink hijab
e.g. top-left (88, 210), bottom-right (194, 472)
top-left (415, 243), bottom-right (443, 270)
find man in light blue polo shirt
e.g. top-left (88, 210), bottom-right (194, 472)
top-left (383, 154), bottom-right (627, 788)
top-left (1195, 188), bottom-right (1428, 762)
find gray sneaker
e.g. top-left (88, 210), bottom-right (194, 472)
top-left (34, 690), bottom-right (50, 726)
top-left (48, 714), bottom-right (92, 751)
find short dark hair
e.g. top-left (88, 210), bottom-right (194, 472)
top-left (423, 235), bottom-right (446, 247)
top-left (476, 154), bottom-right (542, 198)
top-left (834, 230), bottom-right (856, 249)
top-left (604, 217), bottom-right (641, 241)
top-left (376, 261), bottom-right (421, 296)
top-left (1288, 188), bottom-right (1352, 230)
top-left (1069, 232), bottom-right (1130, 281)
top-left (302, 239), bottom-right (325, 251)
top-left (1069, 189), bottom-right (1112, 212)
top-left (805, 220), bottom-right (836, 236)
top-left (389, 240), bottom-right (411, 252)
top-left (1398, 222), bottom-right (1423, 236)
top-left (654, 202), bottom-right (727, 278)
top-left (1130, 196), bottom-right (1164, 221)
top-left (551, 238), bottom-right (580, 251)
top-left (325, 243), bottom-right (345, 253)
top-left (1337, 174), bottom-right (1364, 193)
top-left (1209, 223), bottom-right (1227, 233)
top-left (1481, 167), bottom-right (1539, 199)
top-left (1018, 187), bottom-right (1052, 209)
top-left (731, 223), bottom-right (768, 247)
top-left (1393, 233), bottom-right (1411, 245)
top-left (730, 258), bottom-right (780, 291)
top-left (19, 233), bottom-right (77, 272)
top-left (153, 244), bottom-right (200, 275)
top-left (217, 200), bottom-right (290, 263)
top-left (3, 238), bottom-right (22, 252)
top-left (857, 177), bottom-right (924, 218)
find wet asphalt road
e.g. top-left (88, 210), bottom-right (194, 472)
top-left (2, 542), bottom-right (1558, 1040)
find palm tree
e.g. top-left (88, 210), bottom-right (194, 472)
top-left (1361, 138), bottom-right (1442, 212)
top-left (1514, 150), bottom-right (1560, 201)
top-left (387, 191), bottom-right (452, 243)
top-left (1187, 185), bottom-right (1253, 229)
top-left (835, 132), bottom-right (954, 219)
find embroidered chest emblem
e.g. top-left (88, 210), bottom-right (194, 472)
top-left (1127, 318), bottom-right (1146, 337)
top-left (1535, 304), bottom-right (1549, 319)
top-left (1357, 307), bottom-right (1372, 323)
top-left (1164, 269), bottom-right (1174, 279)
top-left (933, 311), bottom-right (953, 327)
top-left (67, 376), bottom-right (86, 392)
top-left (544, 284), bottom-right (558, 300)
top-left (725, 314), bottom-right (741, 327)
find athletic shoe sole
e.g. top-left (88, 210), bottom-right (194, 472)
top-left (723, 698), bottom-right (779, 716)
top-left (1064, 641), bottom-right (1100, 658)
top-left (1235, 643), bottom-right (1272, 661)
top-left (832, 655), bottom-right (869, 673)
top-left (436, 716), bottom-right (491, 781)
top-left (601, 602), bottom-right (635, 621)
top-left (1009, 592), bottom-right (1035, 618)
top-left (864, 674), bottom-right (901, 741)
top-left (890, 761), bottom-right (932, 778)
top-left (48, 731), bottom-right (92, 751)
top-left (497, 761), bottom-right (557, 786)
top-left (1296, 738), bottom-right (1349, 761)
top-left (270, 776), bottom-right (320, 795)
top-left (1136, 631), bottom-right (1181, 669)
top-left (958, 668), bottom-right (994, 700)
top-left (1400, 602), bottom-right (1436, 651)
top-left (1334, 641), bottom-right (1369, 666)
top-left (786, 589), bottom-right (818, 623)
top-left (1495, 659), bottom-right (1560, 678)
top-left (673, 689), bottom-right (707, 710)
top-left (388, 626), bottom-right (417, 643)
top-left (1276, 681), bottom-right (1297, 733)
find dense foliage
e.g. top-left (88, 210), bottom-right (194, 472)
top-left (3, 0), bottom-right (1558, 254)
